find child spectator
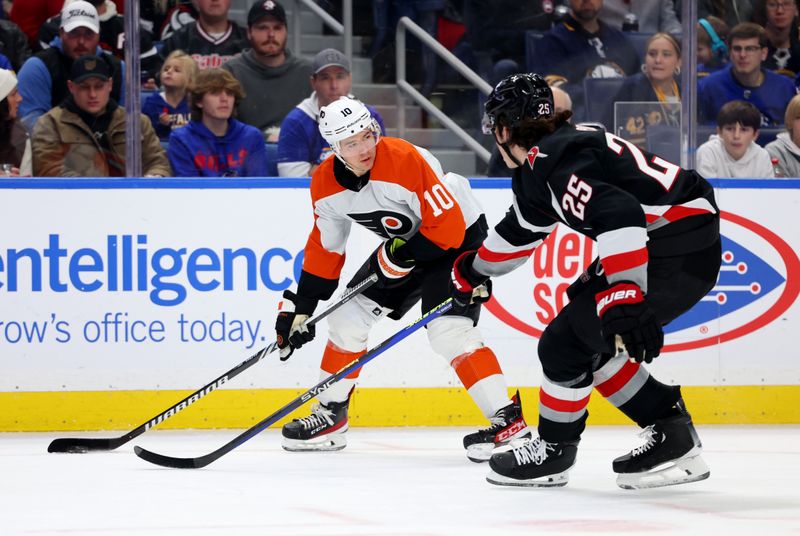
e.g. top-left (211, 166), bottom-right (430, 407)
top-left (697, 100), bottom-right (775, 178)
top-left (765, 94), bottom-right (800, 176)
top-left (697, 16), bottom-right (729, 77)
top-left (143, 50), bottom-right (195, 142)
top-left (168, 68), bottom-right (267, 177)
top-left (0, 69), bottom-right (31, 175)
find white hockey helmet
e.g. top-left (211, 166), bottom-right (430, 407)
top-left (318, 96), bottom-right (381, 158)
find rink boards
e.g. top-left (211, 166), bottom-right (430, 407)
top-left (1, 178), bottom-right (798, 431)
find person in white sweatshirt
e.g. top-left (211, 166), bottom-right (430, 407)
top-left (697, 100), bottom-right (775, 178)
top-left (765, 95), bottom-right (800, 178)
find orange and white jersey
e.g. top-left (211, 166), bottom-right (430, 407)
top-left (302, 137), bottom-right (483, 283)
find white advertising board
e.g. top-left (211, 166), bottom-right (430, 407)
top-left (1, 178), bottom-right (798, 393)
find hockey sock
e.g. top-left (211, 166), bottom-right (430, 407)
top-left (451, 347), bottom-right (511, 418)
top-left (316, 340), bottom-right (365, 406)
top-left (537, 373), bottom-right (593, 442)
top-left (592, 354), bottom-right (681, 427)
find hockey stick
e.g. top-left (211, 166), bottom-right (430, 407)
top-left (134, 298), bottom-right (453, 469)
top-left (47, 274), bottom-right (379, 454)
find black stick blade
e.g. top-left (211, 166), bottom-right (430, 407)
top-left (134, 445), bottom-right (206, 469)
top-left (48, 437), bottom-right (120, 453)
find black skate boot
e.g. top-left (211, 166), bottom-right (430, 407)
top-left (487, 436), bottom-right (580, 487)
top-left (282, 399), bottom-right (349, 452)
top-left (463, 390), bottom-right (531, 463)
top-left (613, 400), bottom-right (710, 489)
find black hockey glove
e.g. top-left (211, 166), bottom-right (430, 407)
top-left (450, 250), bottom-right (493, 316)
top-left (275, 290), bottom-right (316, 361)
top-left (370, 237), bottom-right (415, 287)
top-left (595, 282), bottom-right (663, 363)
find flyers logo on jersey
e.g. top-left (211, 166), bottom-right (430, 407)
top-left (485, 211), bottom-right (800, 352)
top-left (526, 147), bottom-right (548, 169)
top-left (349, 210), bottom-right (414, 238)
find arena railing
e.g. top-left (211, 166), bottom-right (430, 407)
top-left (395, 16), bottom-right (492, 165)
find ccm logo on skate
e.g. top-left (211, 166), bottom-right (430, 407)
top-left (496, 420), bottom-right (526, 442)
top-left (486, 212), bottom-right (800, 351)
top-left (145, 376), bottom-right (228, 430)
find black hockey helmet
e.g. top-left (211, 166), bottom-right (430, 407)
top-left (482, 73), bottom-right (554, 134)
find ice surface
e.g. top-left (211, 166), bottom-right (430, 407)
top-left (2, 426), bottom-right (799, 535)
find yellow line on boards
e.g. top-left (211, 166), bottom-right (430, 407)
top-left (1, 386), bottom-right (798, 432)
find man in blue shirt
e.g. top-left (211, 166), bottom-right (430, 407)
top-left (16, 1), bottom-right (125, 134)
top-left (698, 22), bottom-right (795, 126)
top-left (276, 48), bottom-right (385, 177)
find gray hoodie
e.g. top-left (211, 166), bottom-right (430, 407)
top-left (223, 48), bottom-right (312, 135)
top-left (765, 132), bottom-right (800, 178)
top-left (696, 134), bottom-right (775, 179)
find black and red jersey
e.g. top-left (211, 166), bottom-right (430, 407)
top-left (473, 124), bottom-right (719, 292)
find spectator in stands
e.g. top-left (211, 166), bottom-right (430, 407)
top-left (141, 0), bottom-right (197, 41)
top-left (0, 69), bottom-right (31, 175)
top-left (611, 32), bottom-right (681, 135)
top-left (698, 16), bottom-right (730, 77)
top-left (143, 50), bottom-right (196, 142)
top-left (223, 0), bottom-right (311, 141)
top-left (698, 23), bottom-right (795, 126)
top-left (39, 0), bottom-right (162, 83)
top-left (0, 17), bottom-right (31, 71)
top-left (31, 54), bottom-right (169, 177)
top-left (462, 0), bottom-right (554, 84)
top-left (753, 0), bottom-right (800, 78)
top-left (160, 0), bottom-right (247, 71)
top-left (277, 49), bottom-right (386, 177)
top-left (600, 0), bottom-right (682, 34)
top-left (17, 1), bottom-right (126, 133)
top-left (697, 100), bottom-right (775, 178)
top-left (765, 94), bottom-right (800, 176)
top-left (536, 0), bottom-right (640, 120)
top-left (168, 68), bottom-right (267, 177)
top-left (699, 0), bottom-right (754, 28)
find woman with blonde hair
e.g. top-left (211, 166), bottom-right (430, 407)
top-left (610, 33), bottom-right (682, 139)
top-left (765, 94), bottom-right (800, 176)
top-left (143, 50), bottom-right (197, 142)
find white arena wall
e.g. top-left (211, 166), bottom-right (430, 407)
top-left (0, 177), bottom-right (798, 431)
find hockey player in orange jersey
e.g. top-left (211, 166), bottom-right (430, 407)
top-left (274, 96), bottom-right (530, 461)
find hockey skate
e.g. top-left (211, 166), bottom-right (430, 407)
top-left (282, 399), bottom-right (349, 452)
top-left (463, 391), bottom-right (531, 462)
top-left (486, 436), bottom-right (579, 487)
top-left (613, 400), bottom-right (710, 489)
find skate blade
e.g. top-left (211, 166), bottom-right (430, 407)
top-left (485, 468), bottom-right (570, 488)
top-left (466, 431), bottom-right (533, 463)
top-left (466, 443), bottom-right (493, 463)
top-left (281, 434), bottom-right (347, 452)
top-left (616, 454), bottom-right (710, 490)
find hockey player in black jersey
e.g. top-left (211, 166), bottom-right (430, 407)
top-left (449, 73), bottom-right (721, 489)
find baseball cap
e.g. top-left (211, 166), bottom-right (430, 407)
top-left (69, 55), bottom-right (112, 83)
top-left (312, 48), bottom-right (351, 74)
top-left (61, 0), bottom-right (100, 34)
top-left (0, 69), bottom-right (17, 102)
top-left (248, 0), bottom-right (287, 26)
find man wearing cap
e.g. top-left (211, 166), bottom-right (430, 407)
top-left (277, 48), bottom-right (386, 176)
top-left (223, 0), bottom-right (312, 140)
top-left (31, 54), bottom-right (169, 177)
top-left (38, 0), bottom-right (161, 84)
top-left (160, 0), bottom-right (247, 71)
top-left (16, 0), bottom-right (125, 133)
